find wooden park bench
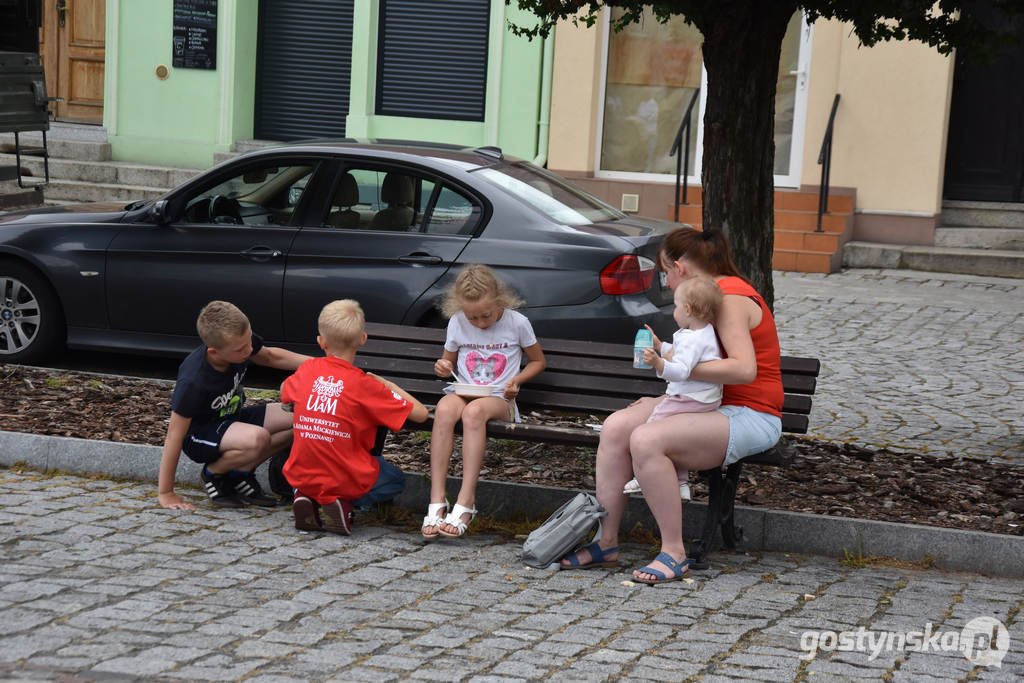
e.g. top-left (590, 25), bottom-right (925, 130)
top-left (360, 321), bottom-right (820, 569)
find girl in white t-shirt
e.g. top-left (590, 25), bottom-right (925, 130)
top-left (422, 265), bottom-right (546, 539)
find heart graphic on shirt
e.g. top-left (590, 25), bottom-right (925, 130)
top-left (465, 352), bottom-right (506, 385)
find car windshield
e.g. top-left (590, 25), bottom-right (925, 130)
top-left (474, 163), bottom-right (625, 225)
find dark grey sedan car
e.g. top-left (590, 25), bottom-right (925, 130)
top-left (0, 140), bottom-right (679, 362)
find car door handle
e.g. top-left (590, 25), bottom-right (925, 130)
top-left (399, 253), bottom-right (443, 265)
top-left (239, 246), bottom-right (283, 261)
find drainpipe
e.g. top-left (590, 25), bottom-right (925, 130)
top-left (532, 31), bottom-right (554, 167)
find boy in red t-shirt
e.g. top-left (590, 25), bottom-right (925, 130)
top-left (281, 299), bottom-right (427, 534)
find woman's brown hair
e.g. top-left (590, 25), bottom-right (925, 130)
top-left (661, 227), bottom-right (745, 280)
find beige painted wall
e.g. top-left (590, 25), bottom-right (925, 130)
top-left (805, 21), bottom-right (956, 216)
top-left (548, 13), bottom-right (956, 221)
top-left (548, 17), bottom-right (605, 173)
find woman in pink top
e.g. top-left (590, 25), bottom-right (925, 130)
top-left (559, 227), bottom-right (784, 584)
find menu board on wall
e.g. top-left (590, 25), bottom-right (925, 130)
top-left (172, 0), bottom-right (217, 70)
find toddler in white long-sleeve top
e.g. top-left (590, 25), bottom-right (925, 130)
top-left (625, 276), bottom-right (723, 500)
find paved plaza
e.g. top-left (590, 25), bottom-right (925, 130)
top-left (1, 470), bottom-right (1022, 682)
top-left (1, 267), bottom-right (1023, 681)
top-left (773, 269), bottom-right (1023, 463)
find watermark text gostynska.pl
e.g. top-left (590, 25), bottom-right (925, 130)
top-left (799, 617), bottom-right (1009, 667)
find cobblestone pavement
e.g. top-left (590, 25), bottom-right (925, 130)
top-left (773, 269), bottom-right (1023, 464)
top-left (1, 470), bottom-right (1021, 682)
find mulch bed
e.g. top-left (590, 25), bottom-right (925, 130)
top-left (2, 364), bottom-right (1022, 537)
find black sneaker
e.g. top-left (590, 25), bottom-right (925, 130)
top-left (231, 472), bottom-right (279, 507)
top-left (293, 494), bottom-right (323, 532)
top-left (322, 499), bottom-right (354, 535)
top-left (200, 469), bottom-right (244, 508)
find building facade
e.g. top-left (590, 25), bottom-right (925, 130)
top-left (98, 0), bottom-right (549, 169)
top-left (545, 6), bottom-right (1022, 251)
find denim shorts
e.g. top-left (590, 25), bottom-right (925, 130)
top-left (719, 404), bottom-right (782, 466)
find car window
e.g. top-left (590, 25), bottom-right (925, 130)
top-left (321, 166), bottom-right (479, 235)
top-left (181, 162), bottom-right (316, 226)
top-left (474, 163), bottom-right (624, 226)
top-left (425, 186), bottom-right (479, 235)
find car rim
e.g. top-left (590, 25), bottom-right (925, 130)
top-left (0, 276), bottom-right (41, 355)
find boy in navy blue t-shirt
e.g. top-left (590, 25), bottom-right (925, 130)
top-left (157, 301), bottom-right (310, 510)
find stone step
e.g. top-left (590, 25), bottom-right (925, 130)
top-left (0, 184), bottom-right (44, 211)
top-left (213, 150), bottom-right (241, 165)
top-left (670, 190), bottom-right (855, 217)
top-left (668, 204), bottom-right (852, 233)
top-left (941, 200), bottom-right (1024, 229)
top-left (0, 134), bottom-right (111, 162)
top-left (934, 227), bottom-right (1024, 251)
top-left (0, 153), bottom-right (199, 190)
top-left (234, 139), bottom-right (283, 154)
top-left (774, 190), bottom-right (855, 214)
top-left (41, 178), bottom-right (166, 204)
top-left (772, 248), bottom-right (842, 274)
top-left (843, 241), bottom-right (1024, 279)
top-left (212, 139), bottom-right (279, 165)
top-left (774, 228), bottom-right (850, 253)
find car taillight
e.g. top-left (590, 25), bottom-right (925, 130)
top-left (600, 255), bottom-right (656, 295)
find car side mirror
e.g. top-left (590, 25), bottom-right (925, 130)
top-left (149, 199), bottom-right (170, 225)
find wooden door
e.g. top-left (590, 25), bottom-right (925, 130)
top-left (40, 0), bottom-right (105, 123)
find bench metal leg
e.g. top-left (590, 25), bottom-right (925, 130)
top-left (689, 466), bottom-right (724, 570)
top-left (370, 425), bottom-right (388, 458)
top-left (689, 462), bottom-right (745, 569)
top-left (720, 462), bottom-right (744, 549)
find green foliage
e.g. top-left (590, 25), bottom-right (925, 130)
top-left (509, 0), bottom-right (1024, 59)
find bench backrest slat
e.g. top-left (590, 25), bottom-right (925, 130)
top-left (361, 322), bottom-right (818, 435)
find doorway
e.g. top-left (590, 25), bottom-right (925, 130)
top-left (39, 0), bottom-right (105, 123)
top-left (943, 5), bottom-right (1024, 202)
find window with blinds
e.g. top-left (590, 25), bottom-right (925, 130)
top-left (255, 0), bottom-right (354, 140)
top-left (375, 0), bottom-right (490, 122)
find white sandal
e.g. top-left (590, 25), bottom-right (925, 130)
top-left (438, 503), bottom-right (477, 538)
top-left (421, 501), bottom-right (448, 539)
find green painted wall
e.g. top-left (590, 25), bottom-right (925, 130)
top-left (106, 0), bottom-right (546, 169)
top-left (106, 0), bottom-right (257, 169)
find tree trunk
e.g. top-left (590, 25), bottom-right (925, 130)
top-left (697, 1), bottom-right (797, 309)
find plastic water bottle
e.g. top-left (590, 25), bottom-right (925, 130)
top-left (633, 328), bottom-right (653, 369)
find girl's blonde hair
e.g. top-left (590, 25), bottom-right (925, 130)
top-left (441, 264), bottom-right (524, 318)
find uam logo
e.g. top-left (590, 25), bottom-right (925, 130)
top-left (312, 376), bottom-right (345, 397)
top-left (307, 375), bottom-right (344, 415)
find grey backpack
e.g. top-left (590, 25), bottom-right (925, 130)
top-left (522, 492), bottom-right (607, 569)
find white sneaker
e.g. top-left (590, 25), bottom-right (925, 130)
top-left (623, 478), bottom-right (691, 501)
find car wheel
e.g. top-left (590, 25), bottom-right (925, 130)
top-left (0, 261), bottom-right (65, 363)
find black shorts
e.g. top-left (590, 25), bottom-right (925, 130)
top-left (182, 404), bottom-right (267, 465)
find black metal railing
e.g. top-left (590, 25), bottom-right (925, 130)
top-left (816, 93), bottom-right (840, 232)
top-left (670, 88), bottom-right (701, 222)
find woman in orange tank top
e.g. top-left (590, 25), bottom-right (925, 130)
top-left (558, 227), bottom-right (783, 584)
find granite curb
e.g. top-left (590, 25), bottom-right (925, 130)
top-left (2, 429), bottom-right (1022, 578)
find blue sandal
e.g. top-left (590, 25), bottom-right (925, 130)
top-left (634, 552), bottom-right (694, 584)
top-left (559, 542), bottom-right (619, 570)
